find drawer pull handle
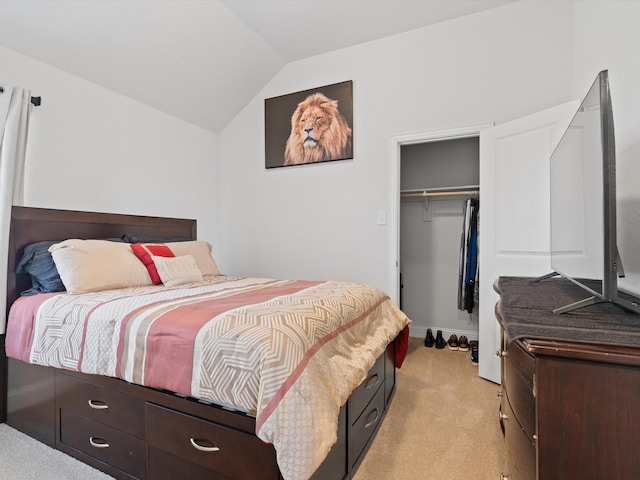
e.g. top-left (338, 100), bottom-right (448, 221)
top-left (190, 438), bottom-right (220, 452)
top-left (365, 374), bottom-right (379, 390)
top-left (88, 400), bottom-right (108, 410)
top-left (89, 437), bottom-right (110, 449)
top-left (364, 408), bottom-right (380, 429)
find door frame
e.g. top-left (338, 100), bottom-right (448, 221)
top-left (388, 124), bottom-right (492, 307)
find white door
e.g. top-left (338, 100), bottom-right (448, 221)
top-left (477, 100), bottom-right (580, 383)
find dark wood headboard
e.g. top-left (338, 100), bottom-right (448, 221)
top-left (2, 206), bottom-right (196, 424)
top-left (6, 206), bottom-right (197, 317)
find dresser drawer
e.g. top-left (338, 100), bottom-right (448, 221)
top-left (57, 372), bottom-right (145, 439)
top-left (500, 329), bottom-right (508, 389)
top-left (348, 382), bottom-right (384, 469)
top-left (60, 409), bottom-right (146, 479)
top-left (504, 339), bottom-right (536, 439)
top-left (499, 393), bottom-right (506, 437)
top-left (146, 403), bottom-right (279, 480)
top-left (349, 353), bottom-right (385, 423)
top-left (503, 394), bottom-right (536, 480)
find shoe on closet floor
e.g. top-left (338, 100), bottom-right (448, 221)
top-left (447, 334), bottom-right (459, 351)
top-left (424, 329), bottom-right (435, 348)
top-left (458, 336), bottom-right (469, 352)
top-left (469, 340), bottom-right (479, 365)
top-left (435, 330), bottom-right (446, 349)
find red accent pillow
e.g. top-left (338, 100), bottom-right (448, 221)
top-left (130, 243), bottom-right (175, 284)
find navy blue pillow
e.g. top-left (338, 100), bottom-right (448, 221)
top-left (16, 241), bottom-right (65, 295)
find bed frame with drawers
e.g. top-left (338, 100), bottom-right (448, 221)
top-left (1, 206), bottom-right (397, 480)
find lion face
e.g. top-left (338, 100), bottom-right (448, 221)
top-left (298, 104), bottom-right (329, 149)
top-left (284, 93), bottom-right (352, 166)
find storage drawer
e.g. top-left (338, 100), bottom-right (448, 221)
top-left (60, 409), bottom-right (146, 479)
top-left (58, 372), bottom-right (145, 439)
top-left (503, 394), bottom-right (536, 480)
top-left (348, 382), bottom-right (385, 469)
top-left (504, 339), bottom-right (536, 438)
top-left (384, 341), bottom-right (396, 405)
top-left (148, 447), bottom-right (235, 480)
top-left (146, 403), bottom-right (279, 480)
top-left (310, 404), bottom-right (347, 480)
top-left (350, 353), bottom-right (385, 423)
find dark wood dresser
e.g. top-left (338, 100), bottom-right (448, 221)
top-left (0, 334), bottom-right (5, 422)
top-left (495, 277), bottom-right (640, 480)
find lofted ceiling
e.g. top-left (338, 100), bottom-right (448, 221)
top-left (0, 0), bottom-right (516, 133)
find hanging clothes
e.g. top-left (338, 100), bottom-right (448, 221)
top-left (458, 197), bottom-right (479, 313)
top-left (457, 200), bottom-right (471, 310)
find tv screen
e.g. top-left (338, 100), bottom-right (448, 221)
top-left (548, 70), bottom-right (639, 314)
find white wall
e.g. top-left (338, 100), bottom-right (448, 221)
top-left (0, 45), bottom-right (220, 246)
top-left (572, 1), bottom-right (640, 296)
top-left (218, 1), bottom-right (573, 293)
top-left (13, 0), bottom-right (638, 309)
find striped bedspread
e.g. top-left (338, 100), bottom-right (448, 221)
top-left (6, 276), bottom-right (410, 480)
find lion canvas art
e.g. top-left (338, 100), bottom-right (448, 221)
top-left (284, 92), bottom-right (352, 166)
top-left (264, 81), bottom-right (353, 168)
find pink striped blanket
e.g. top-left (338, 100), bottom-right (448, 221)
top-left (6, 276), bottom-right (410, 480)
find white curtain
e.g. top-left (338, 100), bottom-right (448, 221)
top-left (0, 84), bottom-right (32, 335)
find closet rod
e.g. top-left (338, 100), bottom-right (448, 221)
top-left (401, 189), bottom-right (479, 198)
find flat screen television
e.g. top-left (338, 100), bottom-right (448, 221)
top-left (543, 70), bottom-right (640, 314)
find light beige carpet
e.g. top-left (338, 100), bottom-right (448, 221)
top-left (0, 423), bottom-right (112, 480)
top-left (0, 338), bottom-right (505, 479)
top-left (354, 337), bottom-right (506, 480)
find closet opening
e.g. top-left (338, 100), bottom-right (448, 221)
top-left (398, 137), bottom-right (480, 347)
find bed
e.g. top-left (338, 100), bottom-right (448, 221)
top-left (1, 206), bottom-right (410, 480)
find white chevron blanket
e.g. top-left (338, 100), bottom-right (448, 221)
top-left (6, 277), bottom-right (410, 480)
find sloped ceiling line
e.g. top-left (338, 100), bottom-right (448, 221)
top-left (0, 0), bottom-right (516, 133)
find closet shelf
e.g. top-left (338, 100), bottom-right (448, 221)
top-left (400, 185), bottom-right (479, 199)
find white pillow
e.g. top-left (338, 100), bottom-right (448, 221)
top-left (130, 240), bottom-right (220, 285)
top-left (151, 254), bottom-right (203, 287)
top-left (159, 241), bottom-right (219, 276)
top-left (49, 239), bottom-right (152, 294)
